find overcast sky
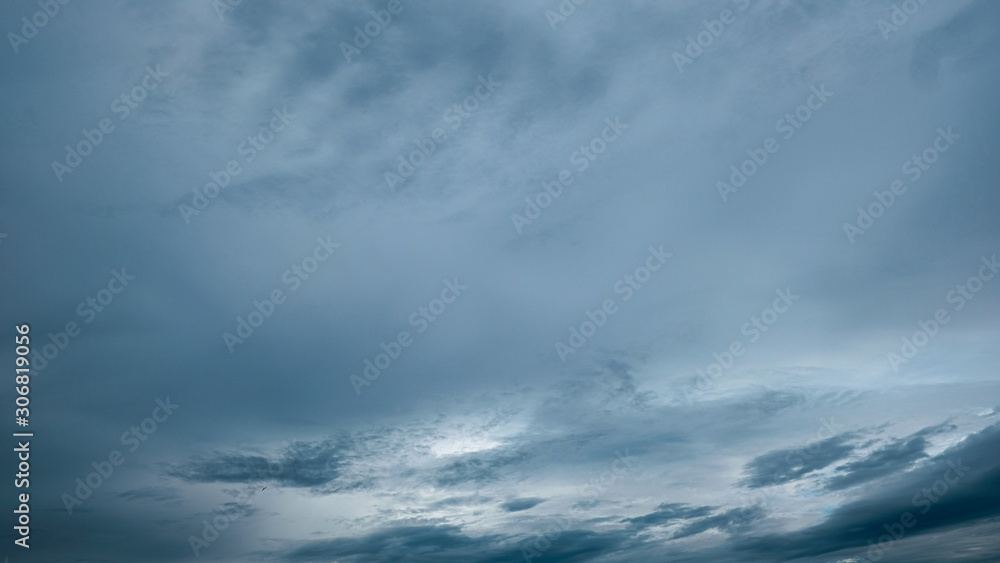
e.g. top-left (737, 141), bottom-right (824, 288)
top-left (2, 0), bottom-right (1000, 561)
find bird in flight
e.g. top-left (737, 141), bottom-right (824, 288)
top-left (261, 487), bottom-right (267, 491)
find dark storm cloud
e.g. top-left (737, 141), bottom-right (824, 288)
top-left (620, 501), bottom-right (767, 542)
top-left (621, 502), bottom-right (714, 530)
top-left (168, 453), bottom-right (279, 482)
top-left (825, 422), bottom-right (955, 491)
top-left (740, 434), bottom-right (856, 488)
top-left (168, 438), bottom-right (349, 487)
top-left (512, 529), bottom-right (631, 563)
top-left (281, 524), bottom-right (511, 563)
top-left (672, 506), bottom-right (767, 540)
top-left (501, 497), bottom-right (546, 512)
top-left (279, 523), bottom-right (635, 563)
top-left (276, 503), bottom-right (768, 563)
top-left (432, 445), bottom-right (536, 488)
top-left (733, 422), bottom-right (1000, 560)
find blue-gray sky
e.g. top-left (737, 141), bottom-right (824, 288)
top-left (2, 0), bottom-right (999, 561)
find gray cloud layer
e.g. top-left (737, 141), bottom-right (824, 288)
top-left (2, 0), bottom-right (999, 561)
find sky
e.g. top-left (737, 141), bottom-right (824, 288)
top-left (1, 0), bottom-right (999, 561)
